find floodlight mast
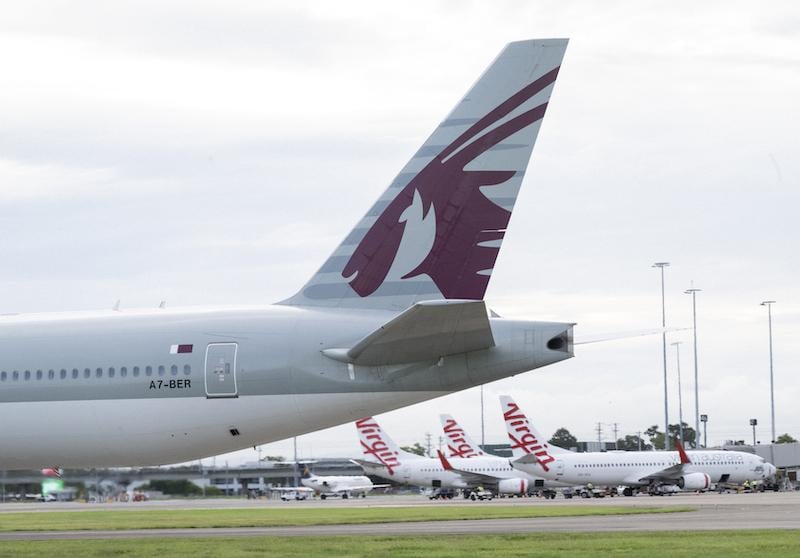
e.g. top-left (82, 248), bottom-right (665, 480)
top-left (672, 341), bottom-right (684, 444)
top-left (760, 301), bottom-right (776, 445)
top-left (685, 287), bottom-right (702, 448)
top-left (652, 262), bottom-right (670, 450)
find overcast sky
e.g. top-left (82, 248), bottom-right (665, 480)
top-left (1, 1), bottom-right (798, 465)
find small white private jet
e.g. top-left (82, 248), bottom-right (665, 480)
top-left (299, 466), bottom-right (389, 499)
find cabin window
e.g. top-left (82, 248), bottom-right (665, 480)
top-left (12, 371), bottom-right (19, 381)
top-left (0, 372), bottom-right (6, 381)
top-left (84, 368), bottom-right (91, 379)
top-left (36, 370), bottom-right (43, 380)
top-left (158, 365), bottom-right (165, 377)
top-left (109, 367), bottom-right (115, 378)
top-left (121, 367), bottom-right (128, 377)
top-left (146, 366), bottom-right (153, 377)
top-left (72, 368), bottom-right (79, 379)
top-left (170, 365), bottom-right (178, 376)
top-left (133, 366), bottom-right (140, 377)
top-left (96, 368), bottom-right (103, 378)
top-left (48, 369), bottom-right (55, 380)
top-left (183, 365), bottom-right (191, 376)
top-left (24, 370), bottom-right (31, 380)
top-left (60, 369), bottom-right (66, 379)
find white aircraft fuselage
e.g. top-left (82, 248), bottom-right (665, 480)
top-left (359, 454), bottom-right (564, 493)
top-left (301, 474), bottom-right (376, 496)
top-left (514, 450), bottom-right (775, 488)
top-left (0, 306), bottom-right (572, 468)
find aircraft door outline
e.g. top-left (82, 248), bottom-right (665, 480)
top-left (204, 343), bottom-right (238, 398)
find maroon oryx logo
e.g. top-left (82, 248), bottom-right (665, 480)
top-left (503, 400), bottom-right (555, 472)
top-left (356, 417), bottom-right (400, 475)
top-left (342, 67), bottom-right (561, 299)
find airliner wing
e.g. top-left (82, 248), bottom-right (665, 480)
top-left (512, 453), bottom-right (540, 466)
top-left (351, 458), bottom-right (390, 471)
top-left (637, 440), bottom-right (692, 482)
top-left (436, 450), bottom-right (501, 487)
top-left (323, 300), bottom-right (494, 365)
top-left (637, 463), bottom-right (685, 482)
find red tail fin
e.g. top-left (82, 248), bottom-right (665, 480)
top-left (676, 439), bottom-right (691, 464)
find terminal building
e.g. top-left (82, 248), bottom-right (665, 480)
top-left (0, 458), bottom-right (375, 501)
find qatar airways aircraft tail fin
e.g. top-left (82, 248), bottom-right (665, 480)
top-left (500, 395), bottom-right (563, 472)
top-left (355, 416), bottom-right (423, 477)
top-left (282, 39), bottom-right (568, 311)
top-left (440, 414), bottom-right (486, 458)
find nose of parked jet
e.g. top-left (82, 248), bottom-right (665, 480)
top-left (764, 463), bottom-right (777, 480)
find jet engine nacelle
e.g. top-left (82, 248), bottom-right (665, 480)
top-left (678, 472), bottom-right (710, 491)
top-left (497, 478), bottom-right (529, 495)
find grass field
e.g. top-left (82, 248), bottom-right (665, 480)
top-left (1, 531), bottom-right (798, 557)
top-left (0, 505), bottom-right (690, 532)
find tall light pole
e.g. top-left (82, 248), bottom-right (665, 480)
top-left (685, 287), bottom-right (701, 448)
top-left (760, 301), bottom-right (776, 445)
top-left (653, 262), bottom-right (670, 450)
top-left (672, 341), bottom-right (685, 444)
top-left (293, 436), bottom-right (299, 487)
top-left (700, 414), bottom-right (708, 448)
top-left (750, 418), bottom-right (758, 447)
top-left (480, 385), bottom-right (485, 447)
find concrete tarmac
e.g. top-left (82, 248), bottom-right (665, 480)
top-left (0, 491), bottom-right (798, 540)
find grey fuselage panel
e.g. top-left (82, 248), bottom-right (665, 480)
top-left (0, 305), bottom-right (572, 468)
top-left (0, 306), bottom-right (572, 404)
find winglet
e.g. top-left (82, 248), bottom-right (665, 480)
top-left (436, 449), bottom-right (454, 471)
top-left (676, 439), bottom-right (691, 464)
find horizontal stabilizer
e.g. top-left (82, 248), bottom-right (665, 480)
top-left (323, 300), bottom-right (494, 366)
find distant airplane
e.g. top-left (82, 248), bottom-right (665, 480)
top-left (354, 416), bottom-right (564, 496)
top-left (501, 396), bottom-right (777, 494)
top-left (299, 466), bottom-right (387, 499)
top-left (0, 39), bottom-right (572, 469)
top-left (40, 467), bottom-right (63, 478)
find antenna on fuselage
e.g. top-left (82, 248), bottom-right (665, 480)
top-left (112, 300), bottom-right (121, 311)
top-left (159, 300), bottom-right (166, 309)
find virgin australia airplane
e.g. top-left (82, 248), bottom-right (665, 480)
top-left (502, 396), bottom-right (777, 493)
top-left (0, 39), bottom-right (573, 469)
top-left (353, 417), bottom-right (563, 495)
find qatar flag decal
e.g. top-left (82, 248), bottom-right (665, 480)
top-left (169, 344), bottom-right (193, 354)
